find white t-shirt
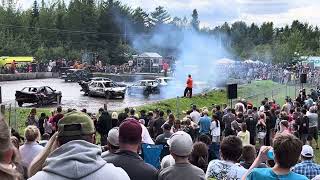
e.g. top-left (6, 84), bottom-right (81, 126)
top-left (19, 142), bottom-right (44, 168)
top-left (190, 111), bottom-right (201, 124)
top-left (206, 160), bottom-right (247, 180)
top-left (210, 121), bottom-right (220, 137)
top-left (141, 124), bottom-right (154, 144)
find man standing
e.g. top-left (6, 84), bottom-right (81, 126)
top-left (184, 74), bottom-right (193, 98)
top-left (153, 111), bottom-right (166, 138)
top-left (222, 108), bottom-right (236, 137)
top-left (103, 120), bottom-right (158, 180)
top-left (159, 131), bottom-right (205, 180)
top-left (29, 111), bottom-right (129, 180)
top-left (198, 109), bottom-right (211, 135)
top-left (245, 110), bottom-right (258, 145)
top-left (292, 145), bottom-right (320, 179)
top-left (96, 109), bottom-right (112, 146)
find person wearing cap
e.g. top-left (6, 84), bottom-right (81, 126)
top-left (96, 109), bottom-right (112, 146)
top-left (159, 131), bottom-right (205, 180)
top-left (103, 119), bottom-right (158, 180)
top-left (292, 145), bottom-right (320, 179)
top-left (101, 127), bottom-right (119, 158)
top-left (29, 111), bottom-right (130, 180)
top-left (198, 109), bottom-right (211, 135)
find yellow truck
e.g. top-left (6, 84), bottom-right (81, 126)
top-left (0, 56), bottom-right (34, 67)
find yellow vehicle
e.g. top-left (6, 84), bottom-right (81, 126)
top-left (0, 56), bottom-right (34, 67)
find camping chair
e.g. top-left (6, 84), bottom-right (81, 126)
top-left (141, 143), bottom-right (163, 169)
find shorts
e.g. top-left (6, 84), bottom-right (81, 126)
top-left (308, 127), bottom-right (318, 140)
top-left (212, 136), bottom-right (220, 143)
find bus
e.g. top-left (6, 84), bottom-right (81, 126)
top-left (0, 56), bottom-right (34, 67)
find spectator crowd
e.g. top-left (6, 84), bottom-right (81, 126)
top-left (2, 87), bottom-right (320, 180)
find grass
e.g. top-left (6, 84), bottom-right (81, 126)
top-left (3, 80), bottom-right (320, 163)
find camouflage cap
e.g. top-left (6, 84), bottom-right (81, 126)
top-left (58, 111), bottom-right (95, 137)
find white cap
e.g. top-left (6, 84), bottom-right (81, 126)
top-left (112, 112), bottom-right (118, 119)
top-left (107, 127), bottom-right (119, 147)
top-left (301, 145), bottom-right (314, 158)
top-left (167, 131), bottom-right (193, 156)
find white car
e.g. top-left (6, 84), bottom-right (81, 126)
top-left (87, 80), bottom-right (126, 99)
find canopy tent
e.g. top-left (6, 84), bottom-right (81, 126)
top-left (216, 58), bottom-right (235, 64)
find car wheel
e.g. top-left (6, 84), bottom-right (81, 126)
top-left (105, 92), bottom-right (110, 99)
top-left (17, 101), bottom-right (23, 107)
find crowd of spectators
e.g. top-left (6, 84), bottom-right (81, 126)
top-left (2, 87), bottom-right (320, 179)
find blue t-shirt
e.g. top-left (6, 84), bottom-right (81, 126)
top-left (199, 116), bottom-right (211, 134)
top-left (247, 168), bottom-right (308, 180)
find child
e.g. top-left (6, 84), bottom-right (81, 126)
top-left (238, 123), bottom-right (250, 146)
top-left (44, 116), bottom-right (53, 136)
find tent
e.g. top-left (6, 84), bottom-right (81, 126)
top-left (216, 58), bottom-right (235, 64)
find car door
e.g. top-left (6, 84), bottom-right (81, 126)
top-left (45, 87), bottom-right (55, 102)
top-left (96, 82), bottom-right (105, 96)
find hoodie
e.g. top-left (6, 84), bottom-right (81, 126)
top-left (29, 140), bottom-right (129, 180)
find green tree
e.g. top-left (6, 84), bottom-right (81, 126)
top-left (191, 9), bottom-right (199, 31)
top-left (150, 6), bottom-right (171, 28)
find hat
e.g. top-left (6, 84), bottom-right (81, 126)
top-left (57, 111), bottom-right (95, 137)
top-left (167, 131), bottom-right (193, 156)
top-left (112, 112), bottom-right (118, 119)
top-left (119, 120), bottom-right (142, 143)
top-left (107, 127), bottom-right (119, 147)
top-left (301, 145), bottom-right (314, 158)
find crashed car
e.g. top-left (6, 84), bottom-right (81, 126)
top-left (79, 77), bottom-right (126, 92)
top-left (61, 69), bottom-right (92, 82)
top-left (15, 86), bottom-right (62, 107)
top-left (127, 80), bottom-right (160, 96)
top-left (85, 80), bottom-right (126, 99)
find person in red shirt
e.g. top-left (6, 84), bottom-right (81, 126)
top-left (184, 74), bottom-right (193, 98)
top-left (11, 60), bottom-right (16, 74)
top-left (163, 61), bottom-right (169, 77)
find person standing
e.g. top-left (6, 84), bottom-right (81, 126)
top-left (199, 109), bottom-right (211, 135)
top-left (97, 109), bottom-right (113, 146)
top-left (245, 110), bottom-right (258, 145)
top-left (26, 108), bottom-right (39, 127)
top-left (153, 111), bottom-right (166, 138)
top-left (159, 131), bottom-right (205, 180)
top-left (184, 74), bottom-right (193, 98)
top-left (307, 106), bottom-right (319, 149)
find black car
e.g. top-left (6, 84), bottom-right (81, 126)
top-left (61, 69), bottom-right (92, 82)
top-left (127, 80), bottom-right (160, 96)
top-left (15, 86), bottom-right (62, 107)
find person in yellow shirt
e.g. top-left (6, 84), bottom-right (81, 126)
top-left (237, 123), bottom-right (250, 146)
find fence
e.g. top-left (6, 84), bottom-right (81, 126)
top-left (1, 102), bottom-right (18, 131)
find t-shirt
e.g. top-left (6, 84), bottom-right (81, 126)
top-left (190, 111), bottom-right (201, 124)
top-left (199, 115), bottom-right (211, 134)
top-left (19, 142), bottom-right (44, 168)
top-left (159, 163), bottom-right (205, 180)
top-left (237, 130), bottom-right (250, 146)
top-left (307, 112), bottom-right (318, 128)
top-left (206, 160), bottom-right (247, 180)
top-left (247, 168), bottom-right (308, 180)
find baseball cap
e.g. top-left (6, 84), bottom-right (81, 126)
top-left (112, 112), bottom-right (118, 119)
top-left (167, 131), bottom-right (193, 156)
top-left (119, 119), bottom-right (142, 143)
top-left (107, 127), bottom-right (119, 147)
top-left (301, 145), bottom-right (314, 158)
top-left (57, 111), bottom-right (95, 137)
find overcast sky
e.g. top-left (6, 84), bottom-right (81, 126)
top-left (17, 0), bottom-right (320, 28)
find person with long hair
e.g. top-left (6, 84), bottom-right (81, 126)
top-left (210, 114), bottom-right (220, 143)
top-left (257, 113), bottom-right (267, 149)
top-left (190, 142), bottom-right (209, 173)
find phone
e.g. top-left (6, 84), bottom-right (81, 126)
top-left (267, 149), bottom-right (274, 160)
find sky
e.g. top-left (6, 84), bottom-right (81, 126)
top-left (17, 0), bottom-right (320, 28)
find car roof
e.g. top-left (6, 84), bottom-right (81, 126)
top-left (92, 80), bottom-right (112, 83)
top-left (139, 80), bottom-right (156, 82)
top-left (156, 77), bottom-right (173, 80)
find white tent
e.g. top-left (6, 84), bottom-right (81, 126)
top-left (216, 58), bottom-right (235, 64)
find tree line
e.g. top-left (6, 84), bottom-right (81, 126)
top-left (0, 0), bottom-right (319, 64)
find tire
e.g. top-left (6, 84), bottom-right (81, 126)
top-left (17, 101), bottom-right (23, 107)
top-left (105, 92), bottom-right (110, 99)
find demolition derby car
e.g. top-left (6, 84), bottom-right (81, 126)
top-left (15, 86), bottom-right (62, 107)
top-left (127, 80), bottom-right (160, 96)
top-left (61, 69), bottom-right (92, 82)
top-left (80, 80), bottom-right (126, 99)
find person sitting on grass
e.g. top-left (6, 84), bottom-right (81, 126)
top-left (243, 133), bottom-right (308, 180)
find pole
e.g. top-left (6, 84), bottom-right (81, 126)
top-left (176, 96), bottom-right (179, 120)
top-left (0, 86), bottom-right (2, 104)
top-left (8, 104), bottom-right (11, 127)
